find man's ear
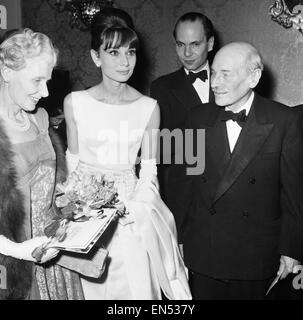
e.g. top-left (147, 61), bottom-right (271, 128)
top-left (249, 68), bottom-right (262, 89)
top-left (207, 36), bottom-right (214, 53)
top-left (90, 49), bottom-right (101, 68)
top-left (0, 66), bottom-right (13, 82)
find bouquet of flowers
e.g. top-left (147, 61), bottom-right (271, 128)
top-left (32, 171), bottom-right (126, 261)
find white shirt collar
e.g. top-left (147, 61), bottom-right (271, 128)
top-left (226, 91), bottom-right (254, 116)
top-left (184, 61), bottom-right (209, 75)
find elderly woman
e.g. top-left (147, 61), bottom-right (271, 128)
top-left (0, 28), bottom-right (83, 300)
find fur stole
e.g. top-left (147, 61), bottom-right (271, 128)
top-left (0, 120), bottom-right (32, 300)
top-left (0, 120), bottom-right (67, 300)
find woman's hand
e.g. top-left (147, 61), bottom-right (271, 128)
top-left (39, 247), bottom-right (60, 264)
top-left (16, 236), bottom-right (59, 263)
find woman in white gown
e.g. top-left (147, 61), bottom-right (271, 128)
top-left (63, 8), bottom-right (191, 300)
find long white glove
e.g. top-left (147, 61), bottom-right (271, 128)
top-left (137, 158), bottom-right (159, 191)
top-left (65, 149), bottom-right (79, 175)
top-left (0, 235), bottom-right (58, 263)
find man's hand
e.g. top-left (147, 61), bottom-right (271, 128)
top-left (277, 255), bottom-right (300, 279)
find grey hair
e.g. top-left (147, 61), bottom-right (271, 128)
top-left (0, 28), bottom-right (58, 72)
top-left (246, 45), bottom-right (264, 74)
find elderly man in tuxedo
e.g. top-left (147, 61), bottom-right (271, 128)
top-left (180, 42), bottom-right (303, 299)
top-left (150, 12), bottom-right (215, 214)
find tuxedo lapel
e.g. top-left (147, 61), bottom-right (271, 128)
top-left (171, 68), bottom-right (205, 110)
top-left (205, 114), bottom-right (231, 204)
top-left (213, 96), bottom-right (274, 204)
top-left (206, 114), bottom-right (231, 180)
top-left (193, 105), bottom-right (230, 204)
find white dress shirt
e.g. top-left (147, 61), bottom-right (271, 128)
top-left (225, 92), bottom-right (254, 153)
top-left (184, 62), bottom-right (210, 103)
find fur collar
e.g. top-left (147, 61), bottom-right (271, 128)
top-left (0, 120), bottom-right (32, 300)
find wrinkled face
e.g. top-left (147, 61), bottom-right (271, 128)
top-left (211, 49), bottom-right (253, 110)
top-left (91, 44), bottom-right (136, 83)
top-left (175, 20), bottom-right (213, 71)
top-left (7, 55), bottom-right (54, 112)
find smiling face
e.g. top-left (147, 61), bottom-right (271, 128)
top-left (91, 44), bottom-right (136, 83)
top-left (210, 44), bottom-right (261, 111)
top-left (6, 54), bottom-right (54, 112)
top-left (175, 20), bottom-right (214, 71)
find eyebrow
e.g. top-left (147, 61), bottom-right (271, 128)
top-left (176, 40), bottom-right (203, 45)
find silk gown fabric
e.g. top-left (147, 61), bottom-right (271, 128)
top-left (71, 91), bottom-right (191, 300)
top-left (8, 108), bottom-right (83, 300)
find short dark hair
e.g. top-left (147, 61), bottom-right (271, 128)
top-left (173, 12), bottom-right (214, 41)
top-left (90, 8), bottom-right (138, 51)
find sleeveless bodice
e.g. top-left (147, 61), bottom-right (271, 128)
top-left (72, 91), bottom-right (156, 171)
top-left (71, 90), bottom-right (191, 300)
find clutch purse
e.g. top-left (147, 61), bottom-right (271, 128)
top-left (56, 247), bottom-right (108, 278)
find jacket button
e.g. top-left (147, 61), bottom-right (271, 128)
top-left (209, 207), bottom-right (216, 215)
top-left (201, 176), bottom-right (207, 183)
top-left (249, 177), bottom-right (256, 184)
top-left (242, 210), bottom-right (249, 217)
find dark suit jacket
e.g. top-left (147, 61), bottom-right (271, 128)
top-left (174, 93), bottom-right (303, 281)
top-left (150, 67), bottom-right (214, 211)
top-left (150, 67), bottom-right (214, 131)
top-left (293, 104), bottom-right (303, 133)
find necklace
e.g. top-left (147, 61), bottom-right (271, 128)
top-left (2, 110), bottom-right (31, 132)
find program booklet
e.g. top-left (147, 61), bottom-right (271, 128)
top-left (48, 208), bottom-right (117, 253)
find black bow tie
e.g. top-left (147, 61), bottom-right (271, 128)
top-left (187, 70), bottom-right (208, 83)
top-left (220, 109), bottom-right (247, 127)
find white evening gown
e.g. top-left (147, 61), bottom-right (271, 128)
top-left (71, 90), bottom-right (191, 300)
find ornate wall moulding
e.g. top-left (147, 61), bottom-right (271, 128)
top-left (269, 0), bottom-right (303, 34)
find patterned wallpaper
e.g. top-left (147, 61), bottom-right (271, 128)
top-left (22, 0), bottom-right (303, 106)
